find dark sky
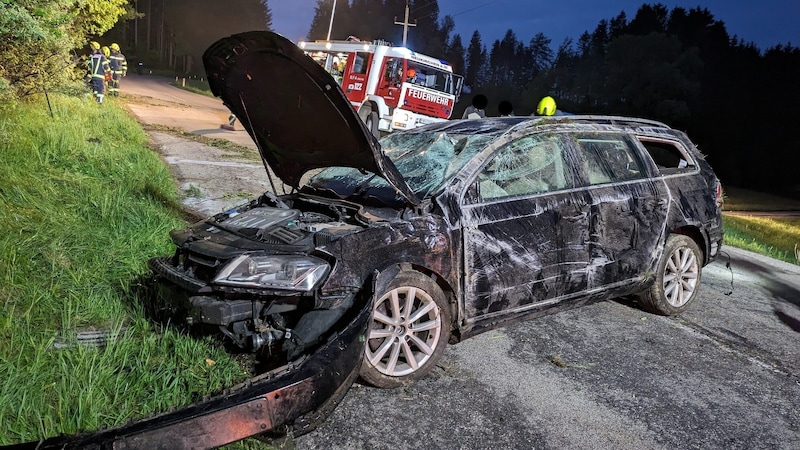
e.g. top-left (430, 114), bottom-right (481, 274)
top-left (271, 0), bottom-right (799, 52)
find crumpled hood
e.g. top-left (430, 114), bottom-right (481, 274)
top-left (202, 31), bottom-right (420, 205)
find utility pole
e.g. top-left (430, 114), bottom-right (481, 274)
top-left (326, 0), bottom-right (337, 41)
top-left (394, 0), bottom-right (416, 47)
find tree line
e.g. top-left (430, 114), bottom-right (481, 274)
top-left (0, 0), bottom-right (272, 105)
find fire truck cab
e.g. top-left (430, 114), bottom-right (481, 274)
top-left (298, 38), bottom-right (463, 135)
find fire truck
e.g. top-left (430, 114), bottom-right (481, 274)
top-left (297, 37), bottom-right (463, 135)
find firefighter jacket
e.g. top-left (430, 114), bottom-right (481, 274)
top-left (88, 51), bottom-right (110, 80)
top-left (110, 51), bottom-right (127, 76)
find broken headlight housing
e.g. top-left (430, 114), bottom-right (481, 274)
top-left (213, 254), bottom-right (330, 291)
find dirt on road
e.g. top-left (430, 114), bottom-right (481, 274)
top-left (122, 74), bottom-right (288, 218)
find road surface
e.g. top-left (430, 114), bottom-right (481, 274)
top-left (122, 75), bottom-right (800, 450)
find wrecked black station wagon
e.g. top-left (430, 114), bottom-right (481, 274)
top-left (17, 31), bottom-right (723, 448)
top-left (160, 29), bottom-right (723, 424)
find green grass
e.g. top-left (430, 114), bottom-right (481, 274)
top-left (723, 215), bottom-right (800, 265)
top-left (0, 95), bottom-right (252, 445)
top-left (721, 186), bottom-right (800, 265)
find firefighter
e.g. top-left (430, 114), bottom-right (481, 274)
top-left (406, 68), bottom-right (417, 84)
top-left (535, 96), bottom-right (559, 116)
top-left (87, 41), bottom-right (111, 104)
top-left (108, 43), bottom-right (127, 97)
top-left (101, 46), bottom-right (112, 92)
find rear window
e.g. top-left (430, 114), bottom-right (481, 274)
top-left (638, 138), bottom-right (695, 174)
top-left (574, 133), bottom-right (646, 185)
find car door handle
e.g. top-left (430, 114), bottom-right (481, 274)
top-left (563, 212), bottom-right (588, 222)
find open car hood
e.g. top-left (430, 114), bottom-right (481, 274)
top-left (203, 31), bottom-right (420, 205)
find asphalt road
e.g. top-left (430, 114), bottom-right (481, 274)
top-left (121, 75), bottom-right (800, 450)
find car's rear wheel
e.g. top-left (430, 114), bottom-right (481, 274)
top-left (360, 271), bottom-right (450, 388)
top-left (638, 234), bottom-right (703, 315)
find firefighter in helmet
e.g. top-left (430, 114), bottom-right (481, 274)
top-left (108, 43), bottom-right (127, 97)
top-left (535, 96), bottom-right (558, 116)
top-left (87, 41), bottom-right (111, 104)
top-left (406, 68), bottom-right (417, 84)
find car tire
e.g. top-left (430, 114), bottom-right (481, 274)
top-left (637, 234), bottom-right (703, 315)
top-left (360, 271), bottom-right (450, 388)
top-left (359, 104), bottom-right (380, 138)
top-left (366, 111), bottom-right (380, 138)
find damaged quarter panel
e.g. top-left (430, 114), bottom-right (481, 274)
top-left (317, 209), bottom-right (457, 299)
top-left (634, 133), bottom-right (724, 263)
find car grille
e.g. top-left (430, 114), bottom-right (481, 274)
top-left (149, 256), bottom-right (208, 293)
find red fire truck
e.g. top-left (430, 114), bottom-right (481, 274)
top-left (298, 37), bottom-right (463, 135)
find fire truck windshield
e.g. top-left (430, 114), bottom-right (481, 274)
top-left (405, 62), bottom-right (457, 95)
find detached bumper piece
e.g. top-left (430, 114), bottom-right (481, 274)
top-left (4, 298), bottom-right (370, 450)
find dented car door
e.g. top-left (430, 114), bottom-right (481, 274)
top-left (459, 133), bottom-right (591, 327)
top-left (571, 132), bottom-right (670, 287)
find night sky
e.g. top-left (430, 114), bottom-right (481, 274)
top-left (271, 0), bottom-right (799, 52)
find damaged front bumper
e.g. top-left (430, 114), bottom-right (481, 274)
top-left (3, 295), bottom-right (371, 450)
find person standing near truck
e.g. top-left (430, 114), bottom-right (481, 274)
top-left (462, 94), bottom-right (488, 119)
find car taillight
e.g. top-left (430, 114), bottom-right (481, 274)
top-left (715, 181), bottom-right (724, 208)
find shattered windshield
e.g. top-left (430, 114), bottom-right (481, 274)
top-left (305, 131), bottom-right (495, 204)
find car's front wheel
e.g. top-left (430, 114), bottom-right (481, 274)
top-left (360, 271), bottom-right (450, 388)
top-left (638, 234), bottom-right (703, 315)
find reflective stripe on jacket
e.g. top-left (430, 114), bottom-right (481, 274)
top-left (110, 52), bottom-right (127, 74)
top-left (89, 52), bottom-right (110, 79)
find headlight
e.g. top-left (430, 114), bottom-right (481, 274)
top-left (213, 254), bottom-right (330, 291)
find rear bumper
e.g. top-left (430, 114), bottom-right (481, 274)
top-left (4, 294), bottom-right (371, 450)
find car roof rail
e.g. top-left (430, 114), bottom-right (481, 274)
top-left (536, 115), bottom-right (671, 129)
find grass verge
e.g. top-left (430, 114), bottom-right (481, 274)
top-left (723, 215), bottom-right (800, 265)
top-left (0, 95), bottom-right (252, 445)
top-left (722, 185), bottom-right (800, 265)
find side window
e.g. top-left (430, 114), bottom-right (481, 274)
top-left (382, 57), bottom-right (399, 83)
top-left (575, 134), bottom-right (645, 185)
top-left (638, 138), bottom-right (695, 173)
top-left (473, 135), bottom-right (573, 202)
top-left (352, 52), bottom-right (369, 74)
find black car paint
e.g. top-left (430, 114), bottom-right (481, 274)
top-left (153, 113), bottom-right (722, 348)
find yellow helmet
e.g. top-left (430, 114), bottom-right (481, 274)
top-left (102, 46), bottom-right (110, 58)
top-left (90, 41), bottom-right (101, 50)
top-left (536, 96), bottom-right (557, 116)
top-left (110, 43), bottom-right (120, 52)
